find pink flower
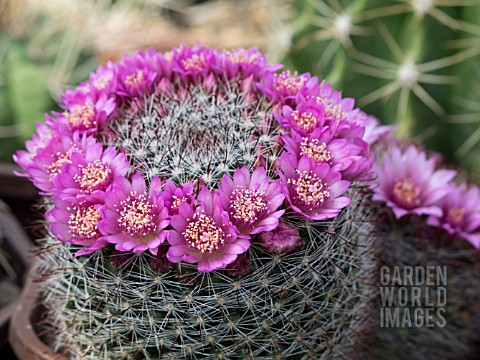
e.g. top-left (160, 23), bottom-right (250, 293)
top-left (17, 133), bottom-right (96, 195)
top-left (258, 70), bottom-right (312, 104)
top-left (258, 221), bottom-right (303, 253)
top-left (282, 127), bottom-right (373, 181)
top-left (372, 144), bottom-right (456, 219)
top-left (46, 193), bottom-right (107, 256)
top-left (427, 184), bottom-right (480, 248)
top-left (276, 98), bottom-right (326, 136)
top-left (363, 116), bottom-right (396, 145)
top-left (218, 166), bottom-right (285, 235)
top-left (13, 122), bottom-right (54, 172)
top-left (301, 80), bottom-right (361, 125)
top-left (171, 45), bottom-right (216, 80)
top-left (114, 50), bottom-right (158, 99)
top-left (53, 142), bottom-right (129, 199)
top-left (161, 180), bottom-right (195, 216)
top-left (221, 48), bottom-right (281, 80)
top-left (88, 62), bottom-right (116, 93)
top-left (167, 188), bottom-right (250, 272)
top-left (58, 88), bottom-right (116, 134)
top-left (277, 152), bottom-right (351, 220)
top-left (98, 173), bottom-right (169, 255)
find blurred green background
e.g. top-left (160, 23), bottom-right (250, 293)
top-left (1, 0), bottom-right (479, 177)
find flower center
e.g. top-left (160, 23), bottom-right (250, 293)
top-left (93, 74), bottom-right (113, 90)
top-left (74, 160), bottom-right (112, 193)
top-left (68, 205), bottom-right (101, 239)
top-left (46, 151), bottom-right (72, 179)
top-left (107, 83), bottom-right (278, 185)
top-left (288, 170), bottom-right (330, 210)
top-left (183, 213), bottom-right (225, 254)
top-left (182, 54), bottom-right (207, 72)
top-left (300, 138), bottom-right (332, 163)
top-left (125, 70), bottom-right (145, 90)
top-left (171, 195), bottom-right (188, 212)
top-left (292, 111), bottom-right (320, 133)
top-left (226, 49), bottom-right (261, 65)
top-left (66, 103), bottom-right (95, 130)
top-left (392, 178), bottom-right (421, 209)
top-left (446, 207), bottom-right (465, 227)
top-left (315, 97), bottom-right (346, 122)
top-left (230, 187), bottom-right (268, 226)
top-left (275, 71), bottom-right (306, 96)
top-left (117, 192), bottom-right (157, 237)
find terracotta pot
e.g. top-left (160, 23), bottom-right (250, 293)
top-left (8, 265), bottom-right (66, 360)
top-left (0, 199), bottom-right (33, 353)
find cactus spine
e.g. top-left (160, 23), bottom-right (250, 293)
top-left (36, 185), bottom-right (377, 359)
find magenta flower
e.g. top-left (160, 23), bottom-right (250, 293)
top-left (427, 184), bottom-right (480, 248)
top-left (276, 98), bottom-right (326, 136)
top-left (114, 50), bottom-right (159, 99)
top-left (167, 188), bottom-right (250, 272)
top-left (363, 115), bottom-right (396, 145)
top-left (221, 48), bottom-right (281, 80)
top-left (17, 133), bottom-right (96, 195)
top-left (258, 221), bottom-right (303, 254)
top-left (46, 193), bottom-right (106, 256)
top-left (98, 173), bottom-right (169, 255)
top-left (259, 70), bottom-right (312, 104)
top-left (53, 141), bottom-right (129, 199)
top-left (161, 180), bottom-right (195, 216)
top-left (301, 80), bottom-right (361, 125)
top-left (171, 45), bottom-right (216, 80)
top-left (58, 88), bottom-right (116, 134)
top-left (372, 144), bottom-right (456, 219)
top-left (13, 122), bottom-right (54, 172)
top-left (277, 152), bottom-right (351, 220)
top-left (282, 126), bottom-right (373, 181)
top-left (88, 63), bottom-right (116, 93)
top-left (218, 166), bottom-right (285, 235)
top-left (338, 138), bottom-right (374, 182)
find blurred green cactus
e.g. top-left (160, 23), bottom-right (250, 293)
top-left (288, 0), bottom-right (480, 176)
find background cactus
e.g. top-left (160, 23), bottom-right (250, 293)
top-left (367, 137), bottom-right (480, 360)
top-left (372, 211), bottom-right (480, 360)
top-left (288, 0), bottom-right (480, 176)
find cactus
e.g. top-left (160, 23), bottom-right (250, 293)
top-left (16, 45), bottom-right (381, 359)
top-left (35, 187), bottom-right (377, 359)
top-left (368, 138), bottom-right (480, 359)
top-left (373, 215), bottom-right (480, 360)
top-left (289, 0), bottom-right (480, 175)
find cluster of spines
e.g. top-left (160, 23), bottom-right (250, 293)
top-left (35, 184), bottom-right (377, 359)
top-left (106, 82), bottom-right (280, 186)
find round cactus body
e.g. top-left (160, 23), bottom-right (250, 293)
top-left (17, 45), bottom-right (380, 359)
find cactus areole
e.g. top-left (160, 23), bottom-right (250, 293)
top-left (15, 45), bottom-right (381, 358)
